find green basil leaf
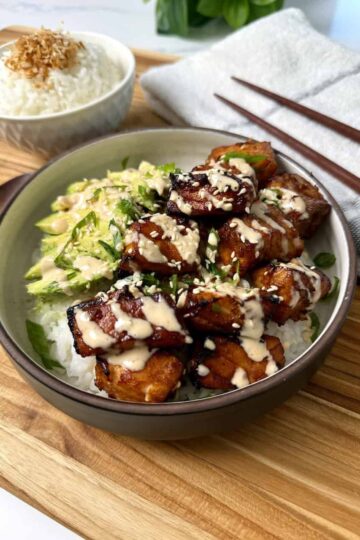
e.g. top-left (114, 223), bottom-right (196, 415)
top-left (249, 0), bottom-right (284, 21)
top-left (323, 276), bottom-right (340, 302)
top-left (156, 0), bottom-right (189, 36)
top-left (222, 151), bottom-right (267, 164)
top-left (26, 320), bottom-right (64, 371)
top-left (313, 252), bottom-right (336, 269)
top-left (188, 0), bottom-right (210, 26)
top-left (197, 0), bottom-right (224, 17)
top-left (223, 0), bottom-right (249, 29)
top-left (141, 272), bottom-right (161, 288)
top-left (309, 312), bottom-right (320, 342)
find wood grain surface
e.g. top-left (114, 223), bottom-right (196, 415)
top-left (1, 26), bottom-right (360, 540)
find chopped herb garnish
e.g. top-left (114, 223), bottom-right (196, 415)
top-left (98, 240), bottom-right (118, 260)
top-left (170, 274), bottom-right (178, 295)
top-left (207, 262), bottom-right (227, 279)
top-left (313, 252), bottom-right (336, 268)
top-left (222, 151), bottom-right (267, 164)
top-left (138, 184), bottom-right (156, 210)
top-left (117, 199), bottom-right (139, 222)
top-left (323, 276), bottom-right (340, 302)
top-left (120, 156), bottom-right (129, 170)
top-left (157, 162), bottom-right (180, 174)
top-left (26, 320), bottom-right (64, 371)
top-left (309, 312), bottom-right (320, 342)
top-left (141, 273), bottom-right (161, 288)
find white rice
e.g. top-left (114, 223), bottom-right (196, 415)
top-left (0, 41), bottom-right (122, 116)
top-left (31, 299), bottom-right (312, 401)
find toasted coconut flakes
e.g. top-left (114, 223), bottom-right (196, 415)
top-left (5, 28), bottom-right (85, 85)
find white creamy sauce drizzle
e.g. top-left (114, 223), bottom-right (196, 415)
top-left (265, 358), bottom-right (279, 376)
top-left (240, 337), bottom-right (272, 363)
top-left (111, 303), bottom-right (153, 339)
top-left (231, 367), bottom-right (249, 389)
top-left (251, 200), bottom-right (286, 233)
top-left (169, 191), bottom-right (192, 214)
top-left (40, 256), bottom-right (71, 294)
top-left (227, 157), bottom-right (255, 177)
top-left (141, 296), bottom-right (184, 333)
top-left (281, 259), bottom-right (322, 309)
top-left (138, 234), bottom-right (168, 263)
top-left (230, 218), bottom-right (264, 246)
top-left (195, 281), bottom-right (264, 340)
top-left (149, 214), bottom-right (200, 264)
top-left (74, 255), bottom-right (112, 281)
top-left (199, 188), bottom-right (233, 211)
top-left (106, 346), bottom-right (155, 371)
top-left (260, 188), bottom-right (309, 220)
top-left (197, 364), bottom-right (210, 376)
top-left (75, 309), bottom-right (116, 349)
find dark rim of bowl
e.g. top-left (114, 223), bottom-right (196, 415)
top-left (0, 126), bottom-right (357, 416)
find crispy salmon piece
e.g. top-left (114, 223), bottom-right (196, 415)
top-left (67, 288), bottom-right (189, 358)
top-left (179, 285), bottom-right (263, 336)
top-left (260, 173), bottom-right (330, 238)
top-left (95, 350), bottom-right (183, 402)
top-left (119, 214), bottom-right (200, 275)
top-left (167, 163), bottom-right (257, 217)
top-left (252, 259), bottom-right (331, 324)
top-left (188, 335), bottom-right (285, 389)
top-left (216, 203), bottom-right (304, 276)
top-left (208, 140), bottom-right (277, 186)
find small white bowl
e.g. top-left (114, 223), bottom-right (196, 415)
top-left (0, 31), bottom-right (135, 156)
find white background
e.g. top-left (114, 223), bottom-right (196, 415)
top-left (0, 1), bottom-right (359, 539)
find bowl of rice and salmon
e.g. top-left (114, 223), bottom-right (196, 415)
top-left (0, 128), bottom-right (356, 439)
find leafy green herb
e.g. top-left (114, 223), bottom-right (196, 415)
top-left (197, 0), bottom-right (224, 17)
top-left (120, 156), bottom-right (129, 170)
top-left (313, 252), bottom-right (336, 269)
top-left (223, 0), bottom-right (249, 29)
top-left (222, 151), bottom-right (267, 164)
top-left (147, 0), bottom-right (283, 37)
top-left (156, 0), bottom-right (189, 36)
top-left (141, 273), bottom-right (161, 288)
top-left (170, 274), bottom-right (179, 295)
top-left (211, 303), bottom-right (222, 314)
top-left (117, 199), bottom-right (139, 222)
top-left (157, 162), bottom-right (179, 174)
top-left (180, 275), bottom-right (194, 286)
top-left (138, 185), bottom-right (156, 210)
top-left (323, 276), bottom-right (340, 302)
top-left (26, 320), bottom-right (64, 371)
top-left (309, 312), bottom-right (320, 342)
top-left (98, 240), bottom-right (118, 260)
top-left (109, 219), bottom-right (122, 253)
top-left (207, 262), bottom-right (227, 279)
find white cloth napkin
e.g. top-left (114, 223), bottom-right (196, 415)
top-left (141, 8), bottom-right (360, 254)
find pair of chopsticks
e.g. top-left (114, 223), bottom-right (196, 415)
top-left (215, 78), bottom-right (360, 193)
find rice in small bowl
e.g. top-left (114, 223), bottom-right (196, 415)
top-left (0, 29), bottom-right (135, 154)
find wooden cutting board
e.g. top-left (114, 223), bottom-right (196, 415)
top-left (1, 26), bottom-right (360, 540)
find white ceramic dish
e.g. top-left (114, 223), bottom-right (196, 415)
top-left (0, 31), bottom-right (135, 155)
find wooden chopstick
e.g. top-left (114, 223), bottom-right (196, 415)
top-left (232, 76), bottom-right (360, 144)
top-left (214, 93), bottom-right (360, 194)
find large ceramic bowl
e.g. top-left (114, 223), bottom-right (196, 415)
top-left (0, 128), bottom-right (356, 439)
top-left (0, 31), bottom-right (135, 155)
